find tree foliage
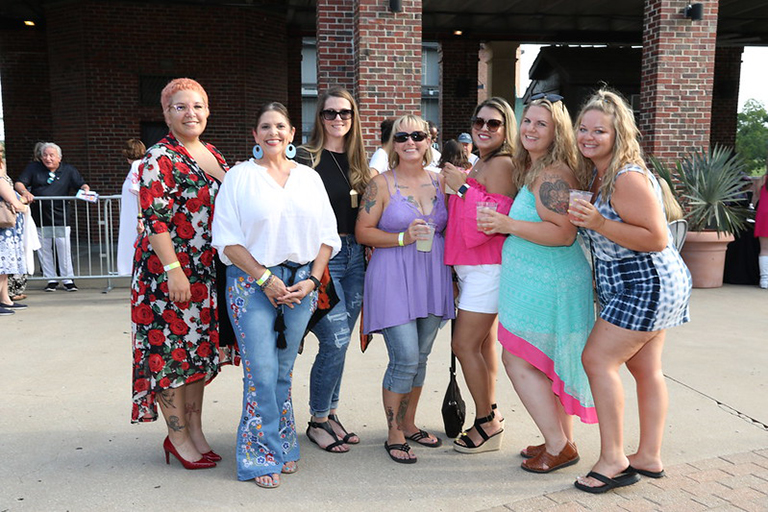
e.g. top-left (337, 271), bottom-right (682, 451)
top-left (736, 98), bottom-right (768, 175)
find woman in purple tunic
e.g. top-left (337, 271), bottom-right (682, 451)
top-left (356, 115), bottom-right (454, 464)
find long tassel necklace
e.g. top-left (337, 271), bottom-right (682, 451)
top-left (328, 150), bottom-right (359, 208)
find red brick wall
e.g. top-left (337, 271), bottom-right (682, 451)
top-left (317, 0), bottom-right (355, 92)
top-left (287, 32), bottom-right (304, 137)
top-left (354, 0), bottom-right (422, 156)
top-left (6, 1), bottom-right (288, 195)
top-left (639, 0), bottom-right (719, 164)
top-left (0, 27), bottom-right (53, 177)
top-left (439, 37), bottom-right (480, 142)
top-left (710, 46), bottom-right (743, 150)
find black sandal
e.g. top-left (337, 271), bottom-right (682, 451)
top-left (328, 414), bottom-right (359, 444)
top-left (306, 420), bottom-right (348, 453)
top-left (384, 441), bottom-right (417, 464)
top-left (406, 429), bottom-right (442, 448)
top-left (453, 412), bottom-right (504, 454)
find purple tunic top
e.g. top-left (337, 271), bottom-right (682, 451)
top-left (363, 170), bottom-right (455, 333)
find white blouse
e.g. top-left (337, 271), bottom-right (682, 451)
top-left (212, 159), bottom-right (341, 268)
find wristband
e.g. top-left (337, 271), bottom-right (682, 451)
top-left (137, 214), bottom-right (144, 220)
top-left (456, 183), bottom-right (470, 198)
top-left (398, 232), bottom-right (405, 246)
top-left (163, 261), bottom-right (181, 272)
top-left (308, 275), bottom-right (321, 290)
top-left (256, 268), bottom-right (272, 287)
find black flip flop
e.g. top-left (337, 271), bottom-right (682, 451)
top-left (406, 429), bottom-right (443, 448)
top-left (384, 441), bottom-right (417, 464)
top-left (628, 465), bottom-right (666, 478)
top-left (574, 467), bottom-right (641, 494)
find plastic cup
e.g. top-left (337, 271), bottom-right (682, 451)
top-left (416, 222), bottom-right (437, 252)
top-left (568, 189), bottom-right (592, 222)
top-left (476, 201), bottom-right (498, 230)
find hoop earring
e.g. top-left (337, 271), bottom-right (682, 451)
top-left (285, 143), bottom-right (296, 159)
top-left (252, 144), bottom-right (263, 159)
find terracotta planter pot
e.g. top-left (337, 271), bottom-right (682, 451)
top-left (679, 231), bottom-right (735, 288)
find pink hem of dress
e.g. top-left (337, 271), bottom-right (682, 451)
top-left (498, 324), bottom-right (598, 424)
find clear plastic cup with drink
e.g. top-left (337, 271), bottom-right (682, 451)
top-left (416, 221), bottom-right (437, 252)
top-left (476, 201), bottom-right (498, 230)
top-left (568, 189), bottom-right (592, 222)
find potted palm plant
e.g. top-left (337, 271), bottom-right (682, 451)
top-left (651, 145), bottom-right (751, 288)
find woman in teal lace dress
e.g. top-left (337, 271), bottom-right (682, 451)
top-left (479, 94), bottom-right (595, 474)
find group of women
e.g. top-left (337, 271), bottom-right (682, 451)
top-left (130, 77), bottom-right (692, 493)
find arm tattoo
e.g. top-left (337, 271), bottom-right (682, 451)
top-left (362, 180), bottom-right (378, 214)
top-left (159, 390), bottom-right (176, 409)
top-left (539, 176), bottom-right (570, 215)
top-left (166, 415), bottom-right (185, 432)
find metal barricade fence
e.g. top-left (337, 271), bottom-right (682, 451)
top-left (28, 194), bottom-right (127, 292)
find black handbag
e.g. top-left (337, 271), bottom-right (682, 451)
top-left (441, 349), bottom-right (466, 439)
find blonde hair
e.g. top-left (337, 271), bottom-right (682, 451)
top-left (386, 115), bottom-right (434, 169)
top-left (301, 87), bottom-right (370, 194)
top-left (574, 88), bottom-right (646, 198)
top-left (473, 97), bottom-right (517, 163)
top-left (513, 98), bottom-right (584, 189)
top-left (658, 178), bottom-right (684, 222)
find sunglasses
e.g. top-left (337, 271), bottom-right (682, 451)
top-left (321, 109), bottom-right (353, 121)
top-left (529, 92), bottom-right (564, 103)
top-left (393, 131), bottom-right (428, 143)
top-left (471, 117), bottom-right (504, 132)
top-left (47, 171), bottom-right (56, 184)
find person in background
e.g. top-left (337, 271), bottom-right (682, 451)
top-left (131, 78), bottom-right (230, 472)
top-left (295, 86), bottom-right (371, 453)
top-left (438, 140), bottom-right (471, 173)
top-left (369, 119), bottom-right (394, 174)
top-left (458, 132), bottom-right (479, 166)
top-left (480, 94), bottom-right (595, 473)
top-left (440, 97), bottom-right (517, 454)
top-left (754, 174), bottom-right (768, 288)
top-left (117, 138), bottom-right (146, 276)
top-left (0, 146), bottom-right (29, 316)
top-left (356, 114), bottom-right (454, 464)
top-left (569, 89), bottom-right (691, 493)
top-left (426, 120), bottom-right (442, 170)
top-left (213, 102), bottom-right (339, 488)
top-left (15, 142), bottom-right (90, 292)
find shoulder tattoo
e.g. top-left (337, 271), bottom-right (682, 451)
top-left (539, 176), bottom-right (570, 216)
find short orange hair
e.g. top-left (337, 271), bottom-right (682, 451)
top-left (160, 78), bottom-right (208, 110)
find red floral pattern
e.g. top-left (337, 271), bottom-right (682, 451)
top-left (130, 133), bottom-right (230, 423)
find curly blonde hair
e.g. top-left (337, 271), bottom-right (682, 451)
top-left (574, 88), bottom-right (646, 198)
top-left (513, 98), bottom-right (584, 189)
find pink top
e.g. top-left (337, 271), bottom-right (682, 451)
top-left (444, 178), bottom-right (513, 265)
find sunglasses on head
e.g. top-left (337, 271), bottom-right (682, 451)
top-left (471, 117), bottom-right (504, 132)
top-left (321, 109), bottom-right (353, 121)
top-left (393, 131), bottom-right (428, 143)
top-left (529, 92), bottom-right (564, 103)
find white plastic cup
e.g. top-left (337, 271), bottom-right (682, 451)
top-left (476, 201), bottom-right (498, 230)
top-left (416, 222), bottom-right (437, 252)
top-left (568, 189), bottom-right (592, 222)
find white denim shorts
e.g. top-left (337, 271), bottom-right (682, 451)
top-left (454, 264), bottom-right (501, 314)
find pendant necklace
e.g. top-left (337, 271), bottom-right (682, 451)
top-left (328, 150), bottom-right (358, 208)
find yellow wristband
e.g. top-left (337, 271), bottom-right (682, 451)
top-left (398, 232), bottom-right (405, 246)
top-left (256, 268), bottom-right (272, 286)
top-left (163, 261), bottom-right (181, 272)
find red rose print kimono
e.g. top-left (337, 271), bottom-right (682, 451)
top-left (130, 133), bottom-right (230, 423)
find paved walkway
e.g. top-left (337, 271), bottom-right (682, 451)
top-left (1, 281), bottom-right (767, 511)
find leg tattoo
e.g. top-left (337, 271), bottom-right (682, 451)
top-left (160, 390), bottom-right (176, 409)
top-left (166, 415), bottom-right (185, 432)
top-left (385, 406), bottom-right (396, 431)
top-left (396, 398), bottom-right (409, 431)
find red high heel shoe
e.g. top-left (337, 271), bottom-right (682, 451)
top-left (163, 437), bottom-right (216, 470)
top-left (201, 450), bottom-right (222, 462)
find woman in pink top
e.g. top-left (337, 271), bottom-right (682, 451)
top-left (441, 97), bottom-right (517, 453)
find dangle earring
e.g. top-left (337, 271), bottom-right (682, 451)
top-left (252, 144), bottom-right (263, 159)
top-left (285, 143), bottom-right (296, 159)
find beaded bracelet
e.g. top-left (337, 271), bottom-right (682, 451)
top-left (259, 274), bottom-right (275, 291)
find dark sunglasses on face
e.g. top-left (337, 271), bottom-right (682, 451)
top-left (471, 117), bottom-right (504, 132)
top-left (393, 131), bottom-right (428, 143)
top-left (321, 109), bottom-right (354, 121)
top-left (529, 92), bottom-right (564, 103)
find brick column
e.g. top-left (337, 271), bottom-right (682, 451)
top-left (639, 0), bottom-right (719, 163)
top-left (286, 32), bottom-right (304, 135)
top-left (354, 0), bottom-right (422, 155)
top-left (316, 0), bottom-right (355, 92)
top-left (710, 46), bottom-right (743, 150)
top-left (439, 37), bottom-right (480, 141)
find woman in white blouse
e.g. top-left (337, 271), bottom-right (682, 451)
top-left (212, 102), bottom-right (340, 489)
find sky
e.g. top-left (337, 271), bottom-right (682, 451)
top-left (520, 44), bottom-right (768, 111)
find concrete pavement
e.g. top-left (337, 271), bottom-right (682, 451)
top-left (2, 281), bottom-right (767, 511)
